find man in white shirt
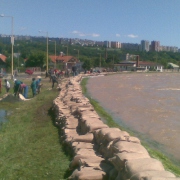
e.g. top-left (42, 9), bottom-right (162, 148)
top-left (4, 79), bottom-right (10, 93)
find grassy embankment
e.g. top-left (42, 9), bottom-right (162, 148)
top-left (0, 77), bottom-right (71, 179)
top-left (80, 77), bottom-right (180, 177)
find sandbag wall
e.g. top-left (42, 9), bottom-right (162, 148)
top-left (53, 75), bottom-right (179, 180)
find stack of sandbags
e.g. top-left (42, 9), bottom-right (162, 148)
top-left (54, 75), bottom-right (179, 180)
top-left (114, 158), bottom-right (176, 180)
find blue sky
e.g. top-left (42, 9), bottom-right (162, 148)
top-left (0, 0), bottom-right (180, 47)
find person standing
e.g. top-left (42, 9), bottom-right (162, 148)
top-left (30, 78), bottom-right (36, 97)
top-left (51, 74), bottom-right (58, 88)
top-left (36, 76), bottom-right (42, 94)
top-left (4, 79), bottom-right (10, 93)
top-left (14, 79), bottom-right (22, 97)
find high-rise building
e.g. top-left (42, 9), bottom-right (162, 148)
top-left (151, 41), bottom-right (160, 51)
top-left (140, 40), bottom-right (149, 51)
top-left (104, 41), bottom-right (111, 48)
top-left (111, 41), bottom-right (121, 48)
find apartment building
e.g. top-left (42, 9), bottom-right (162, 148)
top-left (111, 41), bottom-right (121, 48)
top-left (151, 41), bottom-right (160, 51)
top-left (104, 41), bottom-right (111, 48)
top-left (140, 40), bottom-right (149, 51)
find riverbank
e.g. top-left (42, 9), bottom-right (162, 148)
top-left (81, 74), bottom-right (180, 176)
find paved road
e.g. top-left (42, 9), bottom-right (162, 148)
top-left (2, 72), bottom-right (44, 80)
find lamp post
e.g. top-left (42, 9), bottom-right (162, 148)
top-left (1, 14), bottom-right (14, 79)
top-left (39, 30), bottom-right (48, 72)
top-left (99, 53), bottom-right (102, 69)
top-left (63, 46), bottom-right (68, 56)
top-left (74, 49), bottom-right (79, 60)
top-left (49, 40), bottom-right (56, 68)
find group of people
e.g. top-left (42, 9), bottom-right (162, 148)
top-left (0, 76), bottom-right (42, 98)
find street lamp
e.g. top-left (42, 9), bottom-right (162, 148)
top-left (63, 46), bottom-right (68, 56)
top-left (1, 14), bottom-right (14, 79)
top-left (74, 49), bottom-right (79, 60)
top-left (39, 30), bottom-right (48, 72)
top-left (49, 40), bottom-right (56, 68)
top-left (98, 53), bottom-right (102, 69)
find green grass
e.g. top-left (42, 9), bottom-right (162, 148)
top-left (0, 77), bottom-right (71, 180)
top-left (80, 77), bottom-right (180, 177)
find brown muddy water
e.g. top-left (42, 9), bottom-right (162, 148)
top-left (86, 72), bottom-right (180, 165)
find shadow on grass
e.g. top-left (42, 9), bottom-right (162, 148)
top-left (48, 106), bottom-right (74, 179)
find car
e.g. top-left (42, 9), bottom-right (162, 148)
top-left (25, 69), bottom-right (33, 75)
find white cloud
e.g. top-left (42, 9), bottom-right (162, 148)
top-left (92, 33), bottom-right (100, 37)
top-left (71, 30), bottom-right (100, 38)
top-left (116, 34), bottom-right (120, 37)
top-left (72, 30), bottom-right (80, 34)
top-left (127, 34), bottom-right (138, 38)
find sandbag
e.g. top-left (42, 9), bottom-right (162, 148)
top-left (125, 158), bottom-right (165, 179)
top-left (72, 133), bottom-right (94, 143)
top-left (68, 167), bottom-right (107, 180)
top-left (75, 148), bottom-right (98, 156)
top-left (108, 152), bottom-right (151, 171)
top-left (94, 128), bottom-right (121, 144)
top-left (109, 141), bottom-right (149, 157)
top-left (103, 131), bottom-right (129, 143)
top-left (70, 154), bottom-right (101, 169)
top-left (148, 178), bottom-right (180, 180)
top-left (86, 122), bottom-right (109, 133)
top-left (79, 156), bottom-right (105, 168)
top-left (71, 142), bottom-right (94, 153)
top-left (130, 170), bottom-right (176, 180)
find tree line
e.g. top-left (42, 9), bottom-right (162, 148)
top-left (0, 39), bottom-right (180, 72)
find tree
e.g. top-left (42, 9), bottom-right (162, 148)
top-left (82, 59), bottom-right (91, 70)
top-left (25, 52), bottom-right (46, 68)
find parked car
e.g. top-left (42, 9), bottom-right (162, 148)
top-left (25, 69), bottom-right (33, 75)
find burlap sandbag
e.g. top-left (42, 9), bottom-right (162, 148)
top-left (109, 141), bottom-right (149, 158)
top-left (130, 170), bottom-right (176, 180)
top-left (147, 178), bottom-right (180, 180)
top-left (75, 148), bottom-right (98, 156)
top-left (79, 156), bottom-right (105, 168)
top-left (70, 154), bottom-right (101, 169)
top-left (94, 128), bottom-right (121, 145)
top-left (68, 167), bottom-right (107, 180)
top-left (72, 133), bottom-right (94, 143)
top-left (71, 142), bottom-right (94, 153)
top-left (108, 152), bottom-right (151, 171)
top-left (126, 136), bottom-right (141, 144)
top-left (125, 158), bottom-right (165, 179)
top-left (103, 131), bottom-right (129, 144)
top-left (86, 121), bottom-right (109, 133)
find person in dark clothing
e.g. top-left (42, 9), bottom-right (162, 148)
top-left (30, 78), bottom-right (36, 97)
top-left (14, 79), bottom-right (22, 97)
top-left (72, 65), bottom-right (77, 76)
top-left (51, 74), bottom-right (58, 88)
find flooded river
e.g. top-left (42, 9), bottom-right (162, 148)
top-left (87, 73), bottom-right (180, 165)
